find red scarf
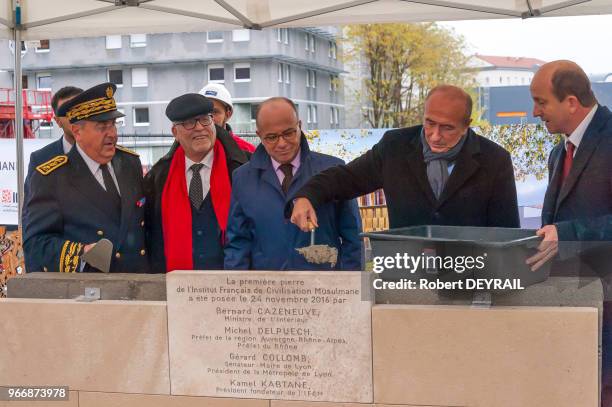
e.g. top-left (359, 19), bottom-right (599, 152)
top-left (161, 141), bottom-right (231, 272)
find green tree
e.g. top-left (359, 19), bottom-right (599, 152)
top-left (344, 23), bottom-right (474, 128)
top-left (477, 123), bottom-right (562, 181)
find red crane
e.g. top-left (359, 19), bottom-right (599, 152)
top-left (0, 88), bottom-right (54, 139)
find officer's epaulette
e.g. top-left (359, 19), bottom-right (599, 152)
top-left (35, 155), bottom-right (68, 175)
top-left (116, 145), bottom-right (139, 156)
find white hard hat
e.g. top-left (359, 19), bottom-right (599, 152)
top-left (199, 83), bottom-right (233, 110)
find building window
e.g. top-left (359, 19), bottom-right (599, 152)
top-left (330, 74), bottom-right (338, 92)
top-left (328, 41), bottom-right (337, 59)
top-left (131, 67), bottom-right (148, 87)
top-left (306, 70), bottom-right (316, 88)
top-left (278, 64), bottom-right (283, 83)
top-left (207, 31), bottom-right (224, 43)
top-left (250, 104), bottom-right (259, 121)
top-left (330, 107), bottom-right (334, 125)
top-left (234, 63), bottom-right (251, 82)
top-left (232, 29), bottom-right (250, 42)
top-left (307, 105), bottom-right (312, 123)
top-left (305, 33), bottom-right (309, 51)
top-left (312, 105), bottom-right (317, 123)
top-left (106, 35), bottom-right (122, 49)
top-left (35, 39), bottom-right (50, 53)
top-left (133, 107), bottom-right (149, 126)
top-left (108, 69), bottom-right (123, 87)
top-left (334, 106), bottom-right (339, 125)
top-left (277, 28), bottom-right (289, 44)
top-left (21, 75), bottom-right (28, 89)
top-left (485, 77), bottom-right (490, 85)
top-left (309, 35), bottom-right (315, 53)
top-left (116, 108), bottom-right (126, 127)
top-left (36, 73), bottom-right (51, 91)
top-left (130, 34), bottom-right (147, 48)
top-left (499, 77), bottom-right (502, 84)
top-left (208, 64), bottom-right (225, 83)
top-left (284, 64), bottom-right (290, 84)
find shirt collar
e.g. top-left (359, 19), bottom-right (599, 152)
top-left (61, 135), bottom-right (73, 155)
top-left (566, 105), bottom-right (598, 150)
top-left (271, 148), bottom-right (301, 173)
top-left (76, 142), bottom-right (104, 174)
top-left (185, 149), bottom-right (214, 173)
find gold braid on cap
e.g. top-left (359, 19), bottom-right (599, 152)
top-left (66, 97), bottom-right (117, 122)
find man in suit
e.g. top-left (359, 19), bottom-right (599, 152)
top-left (224, 97), bottom-right (362, 270)
top-left (26, 86), bottom-right (83, 175)
top-left (144, 93), bottom-right (249, 273)
top-left (23, 82), bottom-right (148, 273)
top-left (526, 60), bottom-right (612, 402)
top-left (22, 86), bottom-right (82, 229)
top-left (290, 84), bottom-right (519, 231)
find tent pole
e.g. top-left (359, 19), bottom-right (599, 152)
top-left (13, 0), bottom-right (24, 231)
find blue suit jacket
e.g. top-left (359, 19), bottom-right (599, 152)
top-left (22, 137), bottom-right (66, 229)
top-left (225, 135), bottom-right (363, 270)
top-left (542, 105), bottom-right (612, 274)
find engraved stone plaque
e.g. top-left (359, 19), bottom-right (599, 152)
top-left (166, 271), bottom-right (373, 403)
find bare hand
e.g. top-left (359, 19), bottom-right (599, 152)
top-left (526, 225), bottom-right (559, 271)
top-left (83, 243), bottom-right (95, 253)
top-left (290, 198), bottom-right (318, 232)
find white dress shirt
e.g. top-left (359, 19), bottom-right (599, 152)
top-left (75, 143), bottom-right (121, 195)
top-left (186, 150), bottom-right (214, 200)
top-left (566, 105), bottom-right (598, 156)
top-left (61, 136), bottom-right (72, 154)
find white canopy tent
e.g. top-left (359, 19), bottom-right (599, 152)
top-left (2, 0), bottom-right (612, 226)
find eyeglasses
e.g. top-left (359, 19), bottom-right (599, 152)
top-left (176, 115), bottom-right (213, 130)
top-left (92, 120), bottom-right (117, 132)
top-left (261, 126), bottom-right (299, 144)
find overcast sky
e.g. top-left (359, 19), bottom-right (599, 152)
top-left (441, 14), bottom-right (612, 75)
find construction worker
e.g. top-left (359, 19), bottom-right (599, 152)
top-left (199, 83), bottom-right (255, 153)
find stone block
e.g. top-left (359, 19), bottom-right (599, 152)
top-left (0, 299), bottom-right (170, 394)
top-left (78, 391), bottom-right (270, 407)
top-left (7, 272), bottom-right (166, 301)
top-left (372, 305), bottom-right (598, 407)
top-left (167, 271), bottom-right (373, 403)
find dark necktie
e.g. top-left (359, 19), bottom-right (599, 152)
top-left (100, 164), bottom-right (121, 208)
top-left (561, 141), bottom-right (575, 184)
top-left (189, 163), bottom-right (205, 209)
top-left (279, 163), bottom-right (293, 195)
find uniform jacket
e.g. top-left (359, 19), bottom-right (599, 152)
top-left (542, 105), bottom-right (612, 276)
top-left (293, 126), bottom-right (520, 229)
top-left (23, 137), bottom-right (66, 232)
top-left (225, 134), bottom-right (363, 270)
top-left (144, 125), bottom-right (250, 273)
top-left (23, 145), bottom-right (149, 273)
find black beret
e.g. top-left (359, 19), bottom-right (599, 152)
top-left (57, 82), bottom-right (124, 123)
top-left (166, 93), bottom-right (214, 122)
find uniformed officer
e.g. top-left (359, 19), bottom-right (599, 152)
top-left (22, 82), bottom-right (149, 273)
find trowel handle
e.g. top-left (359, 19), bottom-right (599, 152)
top-left (308, 221), bottom-right (315, 245)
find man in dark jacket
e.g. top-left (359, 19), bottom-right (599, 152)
top-left (23, 83), bottom-right (148, 273)
top-left (527, 60), bottom-right (612, 403)
top-left (224, 97), bottom-right (362, 270)
top-left (290, 85), bottom-right (520, 231)
top-left (144, 93), bottom-right (249, 273)
top-left (23, 86), bottom-right (83, 238)
top-left (26, 86), bottom-right (83, 175)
